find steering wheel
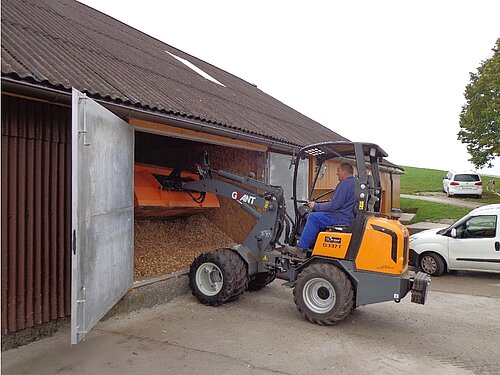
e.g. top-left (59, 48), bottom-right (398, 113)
top-left (296, 199), bottom-right (329, 205)
top-left (295, 199), bottom-right (309, 204)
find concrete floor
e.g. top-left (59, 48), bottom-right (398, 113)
top-left (2, 270), bottom-right (500, 375)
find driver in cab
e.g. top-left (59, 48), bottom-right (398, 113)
top-left (284, 162), bottom-right (357, 259)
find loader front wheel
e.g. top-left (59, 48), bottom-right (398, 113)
top-left (293, 263), bottom-right (354, 325)
top-left (189, 248), bottom-right (247, 306)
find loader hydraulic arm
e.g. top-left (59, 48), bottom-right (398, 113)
top-left (180, 165), bottom-right (286, 274)
top-left (183, 171), bottom-right (279, 216)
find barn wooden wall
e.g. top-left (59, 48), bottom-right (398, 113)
top-left (1, 95), bottom-right (72, 336)
top-left (201, 145), bottom-right (265, 244)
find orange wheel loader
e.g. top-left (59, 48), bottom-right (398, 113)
top-left (165, 142), bottom-right (430, 325)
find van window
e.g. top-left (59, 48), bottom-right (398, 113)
top-left (455, 215), bottom-right (497, 238)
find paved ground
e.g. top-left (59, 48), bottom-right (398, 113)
top-left (3, 271), bottom-right (500, 375)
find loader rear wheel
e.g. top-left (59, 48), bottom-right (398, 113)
top-left (293, 263), bottom-right (354, 325)
top-left (189, 248), bottom-right (247, 306)
top-left (247, 272), bottom-right (276, 291)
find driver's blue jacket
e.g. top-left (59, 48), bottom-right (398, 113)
top-left (313, 176), bottom-right (357, 224)
top-left (297, 176), bottom-right (356, 250)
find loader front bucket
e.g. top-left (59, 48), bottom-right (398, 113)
top-left (134, 163), bottom-right (219, 218)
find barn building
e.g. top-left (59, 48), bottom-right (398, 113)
top-left (1, 0), bottom-right (403, 348)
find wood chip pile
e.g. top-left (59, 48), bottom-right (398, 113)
top-left (134, 214), bottom-right (235, 280)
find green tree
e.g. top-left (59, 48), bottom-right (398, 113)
top-left (458, 38), bottom-right (500, 168)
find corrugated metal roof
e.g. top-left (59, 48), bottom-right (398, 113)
top-left (1, 0), bottom-right (348, 147)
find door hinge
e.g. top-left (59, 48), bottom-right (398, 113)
top-left (72, 230), bottom-right (77, 255)
top-left (78, 98), bottom-right (91, 146)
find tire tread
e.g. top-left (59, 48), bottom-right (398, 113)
top-left (293, 263), bottom-right (354, 325)
top-left (189, 248), bottom-right (248, 306)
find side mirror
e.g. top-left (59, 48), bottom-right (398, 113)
top-left (318, 164), bottom-right (327, 180)
top-left (451, 228), bottom-right (457, 238)
top-left (442, 176), bottom-right (447, 180)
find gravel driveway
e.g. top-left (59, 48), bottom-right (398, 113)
top-left (401, 193), bottom-right (483, 209)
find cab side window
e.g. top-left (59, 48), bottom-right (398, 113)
top-left (455, 215), bottom-right (497, 239)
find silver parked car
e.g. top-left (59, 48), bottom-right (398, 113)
top-left (409, 204), bottom-right (500, 276)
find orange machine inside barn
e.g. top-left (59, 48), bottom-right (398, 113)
top-left (134, 163), bottom-right (220, 218)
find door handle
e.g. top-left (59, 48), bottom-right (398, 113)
top-left (495, 241), bottom-right (500, 251)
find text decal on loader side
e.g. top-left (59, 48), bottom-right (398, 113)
top-left (231, 191), bottom-right (257, 205)
top-left (325, 236), bottom-right (342, 243)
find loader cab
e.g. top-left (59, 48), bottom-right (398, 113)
top-left (289, 142), bottom-right (409, 275)
top-left (290, 142), bottom-right (386, 240)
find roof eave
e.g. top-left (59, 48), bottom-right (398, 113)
top-left (1, 77), bottom-right (300, 153)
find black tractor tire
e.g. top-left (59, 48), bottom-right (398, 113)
top-left (189, 248), bottom-right (248, 306)
top-left (293, 263), bottom-right (354, 325)
top-left (247, 272), bottom-right (276, 291)
top-left (419, 252), bottom-right (446, 276)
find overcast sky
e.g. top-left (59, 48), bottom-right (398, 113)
top-left (79, 0), bottom-right (500, 176)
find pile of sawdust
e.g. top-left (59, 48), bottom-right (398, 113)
top-left (134, 215), bottom-right (235, 280)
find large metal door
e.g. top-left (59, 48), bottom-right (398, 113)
top-left (71, 89), bottom-right (134, 344)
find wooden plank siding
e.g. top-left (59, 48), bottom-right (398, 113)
top-left (1, 95), bottom-right (72, 335)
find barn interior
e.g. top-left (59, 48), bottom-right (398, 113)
top-left (133, 130), bottom-right (266, 280)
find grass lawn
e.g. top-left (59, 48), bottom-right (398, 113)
top-left (400, 165), bottom-right (500, 196)
top-left (399, 166), bottom-right (500, 223)
top-left (400, 166), bottom-right (447, 194)
top-left (400, 198), bottom-right (472, 224)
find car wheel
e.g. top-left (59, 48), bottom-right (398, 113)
top-left (476, 194), bottom-right (482, 199)
top-left (419, 253), bottom-right (445, 276)
top-left (446, 189), bottom-right (451, 197)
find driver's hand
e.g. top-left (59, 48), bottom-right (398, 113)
top-left (307, 201), bottom-right (315, 209)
